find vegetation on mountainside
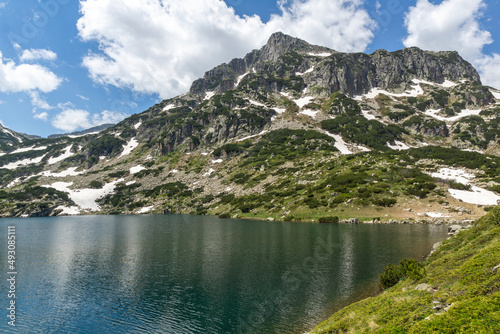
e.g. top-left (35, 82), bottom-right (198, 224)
top-left (312, 207), bottom-right (500, 333)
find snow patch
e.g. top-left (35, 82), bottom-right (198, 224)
top-left (424, 108), bottom-right (482, 122)
top-left (126, 181), bottom-right (136, 186)
top-left (237, 130), bottom-right (268, 142)
top-left (294, 96), bottom-right (314, 108)
top-left (426, 212), bottom-right (450, 218)
top-left (249, 100), bottom-right (266, 107)
top-left (55, 206), bottom-right (81, 215)
top-left (308, 52), bottom-right (331, 57)
top-left (137, 206), bottom-right (154, 214)
top-left (449, 187), bottom-right (500, 206)
top-left (163, 104), bottom-right (175, 111)
top-left (299, 110), bottom-right (319, 118)
top-left (120, 138), bottom-right (139, 157)
top-left (12, 146), bottom-right (47, 154)
top-left (39, 167), bottom-right (84, 178)
top-left (273, 107), bottom-right (286, 114)
top-left (235, 72), bottom-right (250, 87)
top-left (134, 122), bottom-right (142, 129)
top-left (204, 91), bottom-right (215, 100)
top-left (490, 89), bottom-right (500, 103)
top-left (356, 145), bottom-right (371, 152)
top-left (430, 167), bottom-right (500, 206)
top-left (130, 165), bottom-right (146, 174)
top-left (203, 168), bottom-right (215, 177)
top-left (387, 141), bottom-right (411, 151)
top-left (68, 131), bottom-right (99, 138)
top-left (361, 110), bottom-right (377, 121)
top-left (211, 159), bottom-right (223, 164)
top-left (412, 78), bottom-right (457, 88)
top-left (48, 145), bottom-right (74, 165)
top-left (1, 154), bottom-right (46, 170)
top-left (44, 179), bottom-right (123, 211)
top-left (6, 178), bottom-right (22, 188)
top-left (2, 128), bottom-right (22, 142)
top-left (296, 66), bottom-right (315, 76)
top-left (462, 148), bottom-right (484, 154)
top-left (355, 84), bottom-right (424, 100)
top-left (324, 131), bottom-right (353, 155)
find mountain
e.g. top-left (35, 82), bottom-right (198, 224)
top-left (0, 124), bottom-right (41, 150)
top-left (1, 32), bottom-right (500, 219)
top-left (48, 123), bottom-right (115, 139)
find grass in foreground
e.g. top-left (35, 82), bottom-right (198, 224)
top-left (312, 207), bottom-right (500, 333)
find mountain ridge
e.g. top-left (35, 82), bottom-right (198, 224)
top-left (1, 33), bottom-right (500, 220)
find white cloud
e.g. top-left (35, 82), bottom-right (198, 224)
top-left (52, 109), bottom-right (90, 132)
top-left (403, 0), bottom-right (491, 60)
top-left (51, 108), bottom-right (127, 132)
top-left (77, 94), bottom-right (90, 101)
top-left (475, 54), bottom-right (500, 89)
top-left (20, 49), bottom-right (58, 62)
top-left (92, 110), bottom-right (127, 125)
top-left (403, 0), bottom-right (500, 88)
top-left (77, 0), bottom-right (375, 98)
top-left (30, 91), bottom-right (53, 110)
top-left (0, 51), bottom-right (61, 93)
top-left (34, 112), bottom-right (49, 121)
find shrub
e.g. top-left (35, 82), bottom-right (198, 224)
top-left (318, 216), bottom-right (339, 224)
top-left (89, 180), bottom-right (104, 189)
top-left (372, 197), bottom-right (397, 207)
top-left (379, 258), bottom-right (425, 289)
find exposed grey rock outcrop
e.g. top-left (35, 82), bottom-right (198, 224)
top-left (191, 32), bottom-right (481, 98)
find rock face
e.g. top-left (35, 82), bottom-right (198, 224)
top-left (191, 32), bottom-right (480, 98)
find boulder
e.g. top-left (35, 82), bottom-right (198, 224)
top-left (448, 225), bottom-right (463, 235)
top-left (415, 284), bottom-right (434, 293)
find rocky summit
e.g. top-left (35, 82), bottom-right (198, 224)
top-left (1, 32), bottom-right (500, 221)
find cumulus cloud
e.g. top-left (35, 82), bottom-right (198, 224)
top-left (30, 91), bottom-right (53, 110)
top-left (34, 112), bottom-right (49, 121)
top-left (77, 0), bottom-right (375, 98)
top-left (51, 108), bottom-right (127, 132)
top-left (0, 51), bottom-right (61, 93)
top-left (403, 0), bottom-right (500, 89)
top-left (20, 49), bottom-right (58, 62)
top-left (52, 109), bottom-right (91, 132)
top-left (475, 54), bottom-right (500, 89)
top-left (403, 0), bottom-right (491, 60)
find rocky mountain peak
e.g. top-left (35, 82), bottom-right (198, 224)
top-left (190, 33), bottom-right (481, 98)
top-left (258, 31), bottom-right (327, 62)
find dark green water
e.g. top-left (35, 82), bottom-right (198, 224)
top-left (0, 215), bottom-right (448, 333)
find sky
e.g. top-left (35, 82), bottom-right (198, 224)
top-left (0, 0), bottom-right (500, 137)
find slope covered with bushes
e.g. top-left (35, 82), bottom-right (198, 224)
top-left (312, 207), bottom-right (500, 333)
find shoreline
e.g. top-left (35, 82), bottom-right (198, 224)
top-left (1, 209), bottom-right (479, 226)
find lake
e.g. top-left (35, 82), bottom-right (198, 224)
top-left (0, 215), bottom-right (448, 333)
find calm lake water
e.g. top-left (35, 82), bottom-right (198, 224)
top-left (0, 215), bottom-right (448, 333)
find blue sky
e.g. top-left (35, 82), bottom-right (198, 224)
top-left (0, 0), bottom-right (500, 137)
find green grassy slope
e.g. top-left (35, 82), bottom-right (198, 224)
top-left (312, 207), bottom-right (500, 333)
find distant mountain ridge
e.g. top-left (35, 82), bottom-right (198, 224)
top-left (48, 124), bottom-right (114, 139)
top-left (1, 32), bottom-right (499, 221)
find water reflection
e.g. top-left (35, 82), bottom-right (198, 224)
top-left (0, 216), bottom-right (448, 334)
